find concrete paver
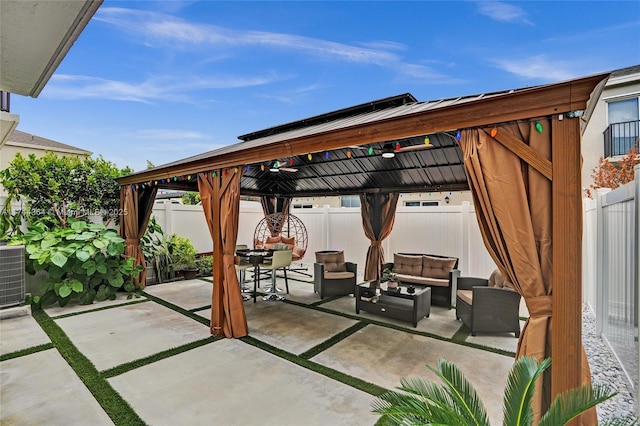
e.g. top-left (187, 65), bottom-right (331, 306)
top-left (310, 324), bottom-right (514, 425)
top-left (108, 339), bottom-right (377, 426)
top-left (0, 349), bottom-right (113, 426)
top-left (44, 293), bottom-right (147, 317)
top-left (144, 279), bottom-right (213, 310)
top-left (0, 314), bottom-right (50, 356)
top-left (54, 301), bottom-right (209, 371)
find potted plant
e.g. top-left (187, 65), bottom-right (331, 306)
top-left (169, 234), bottom-right (198, 280)
top-left (382, 267), bottom-right (401, 288)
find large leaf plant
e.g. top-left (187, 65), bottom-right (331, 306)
top-left (372, 356), bottom-right (636, 426)
top-left (13, 218), bottom-right (142, 307)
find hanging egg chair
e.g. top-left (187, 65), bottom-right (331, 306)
top-left (253, 213), bottom-right (308, 263)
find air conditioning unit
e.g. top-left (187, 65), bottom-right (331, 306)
top-left (0, 245), bottom-right (25, 308)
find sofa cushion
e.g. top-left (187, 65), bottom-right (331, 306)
top-left (265, 235), bottom-right (282, 244)
top-left (488, 269), bottom-right (514, 290)
top-left (324, 271), bottom-right (355, 280)
top-left (456, 289), bottom-right (473, 305)
top-left (316, 251), bottom-right (347, 272)
top-left (396, 273), bottom-right (449, 287)
top-left (281, 236), bottom-right (295, 246)
top-left (422, 255), bottom-right (456, 279)
top-left (292, 246), bottom-right (305, 260)
top-left (394, 254), bottom-right (422, 276)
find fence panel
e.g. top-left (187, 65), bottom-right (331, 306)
top-left (597, 172), bottom-right (639, 402)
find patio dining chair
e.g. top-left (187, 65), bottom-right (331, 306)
top-left (256, 249), bottom-right (292, 302)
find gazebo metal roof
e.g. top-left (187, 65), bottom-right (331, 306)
top-left (120, 75), bottom-right (605, 197)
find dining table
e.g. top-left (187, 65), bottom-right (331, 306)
top-left (235, 249), bottom-right (274, 302)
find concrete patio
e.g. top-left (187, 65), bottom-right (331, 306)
top-left (1, 273), bottom-right (526, 425)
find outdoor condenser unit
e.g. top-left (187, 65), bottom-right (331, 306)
top-left (0, 245), bottom-right (25, 308)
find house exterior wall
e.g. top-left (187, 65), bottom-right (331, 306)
top-left (582, 68), bottom-right (640, 195)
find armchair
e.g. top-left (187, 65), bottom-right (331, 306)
top-left (314, 250), bottom-right (357, 299)
top-left (455, 270), bottom-right (521, 338)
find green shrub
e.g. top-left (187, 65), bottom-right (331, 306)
top-left (169, 234), bottom-right (197, 270)
top-left (196, 255), bottom-right (212, 276)
top-left (12, 219), bottom-right (142, 307)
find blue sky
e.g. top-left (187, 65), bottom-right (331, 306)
top-left (12, 0), bottom-right (640, 172)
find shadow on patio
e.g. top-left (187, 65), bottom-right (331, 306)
top-left (1, 271), bottom-right (527, 425)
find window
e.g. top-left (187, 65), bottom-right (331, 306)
top-left (422, 201), bottom-right (439, 206)
top-left (404, 201), bottom-right (421, 207)
top-left (341, 195), bottom-right (360, 208)
top-left (607, 98), bottom-right (639, 156)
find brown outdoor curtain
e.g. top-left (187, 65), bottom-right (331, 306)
top-left (260, 195), bottom-right (291, 235)
top-left (198, 170), bottom-right (248, 338)
top-left (119, 185), bottom-right (158, 288)
top-left (360, 192), bottom-right (399, 281)
top-left (459, 120), bottom-right (594, 423)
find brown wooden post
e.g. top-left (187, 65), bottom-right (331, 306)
top-left (551, 115), bottom-right (582, 406)
top-left (211, 169), bottom-right (225, 336)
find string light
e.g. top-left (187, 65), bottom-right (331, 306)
top-left (307, 153), bottom-right (312, 160)
top-left (234, 167), bottom-right (238, 173)
top-left (456, 131), bottom-right (461, 140)
top-left (261, 164), bottom-right (265, 171)
top-left (347, 151), bottom-right (352, 158)
top-left (325, 152), bottom-right (330, 159)
top-left (289, 159), bottom-right (294, 166)
top-left (368, 146), bottom-right (374, 155)
top-left (535, 121), bottom-right (544, 133)
top-left (490, 127), bottom-right (498, 137)
top-left (424, 136), bottom-right (430, 146)
top-left (395, 142), bottom-right (401, 151)
top-left (245, 166), bottom-right (250, 172)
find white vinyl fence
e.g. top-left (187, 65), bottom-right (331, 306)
top-left (583, 164), bottom-right (640, 411)
top-left (153, 200), bottom-right (497, 280)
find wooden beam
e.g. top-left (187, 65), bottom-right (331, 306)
top-left (551, 115), bottom-right (583, 407)
top-left (487, 127), bottom-right (553, 180)
top-left (117, 74), bottom-right (608, 185)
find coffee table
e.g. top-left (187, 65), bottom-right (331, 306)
top-left (355, 280), bottom-right (431, 327)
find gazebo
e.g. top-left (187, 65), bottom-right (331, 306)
top-left (117, 71), bottom-right (610, 422)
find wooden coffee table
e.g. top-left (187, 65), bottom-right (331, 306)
top-left (355, 280), bottom-right (431, 327)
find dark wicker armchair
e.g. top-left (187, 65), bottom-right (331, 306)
top-left (455, 271), bottom-right (521, 338)
top-left (314, 250), bottom-right (357, 299)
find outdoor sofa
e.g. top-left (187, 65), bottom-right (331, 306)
top-left (382, 253), bottom-right (460, 308)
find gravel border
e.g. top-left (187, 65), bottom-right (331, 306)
top-left (582, 304), bottom-right (637, 422)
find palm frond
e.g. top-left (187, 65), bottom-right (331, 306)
top-left (502, 356), bottom-right (551, 426)
top-left (428, 358), bottom-right (490, 426)
top-left (538, 384), bottom-right (617, 426)
top-left (372, 390), bottom-right (468, 425)
top-left (398, 376), bottom-right (454, 406)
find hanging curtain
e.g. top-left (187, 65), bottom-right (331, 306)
top-left (459, 120), bottom-right (594, 424)
top-left (119, 185), bottom-right (157, 288)
top-left (360, 192), bottom-right (399, 281)
top-left (260, 195), bottom-right (291, 235)
top-left (198, 170), bottom-right (248, 338)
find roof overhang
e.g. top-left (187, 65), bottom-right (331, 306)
top-left (118, 72), bottom-right (610, 197)
top-left (0, 0), bottom-right (103, 98)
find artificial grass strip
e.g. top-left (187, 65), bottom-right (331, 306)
top-left (286, 298), bottom-right (516, 357)
top-left (299, 322), bottom-right (369, 359)
top-left (188, 305), bottom-right (211, 313)
top-left (451, 323), bottom-right (470, 343)
top-left (101, 336), bottom-right (220, 378)
top-left (240, 335), bottom-right (389, 397)
top-left (141, 291), bottom-right (210, 327)
top-left (0, 343), bottom-right (54, 362)
top-left (50, 298), bottom-right (150, 319)
top-left (31, 309), bottom-right (146, 426)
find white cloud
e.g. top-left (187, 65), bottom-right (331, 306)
top-left (45, 73), bottom-right (284, 103)
top-left (477, 1), bottom-right (533, 25)
top-left (492, 56), bottom-right (578, 81)
top-left (127, 129), bottom-right (209, 140)
top-left (95, 7), bottom-right (459, 85)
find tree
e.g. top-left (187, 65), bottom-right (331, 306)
top-left (586, 143), bottom-right (639, 198)
top-left (181, 191), bottom-right (201, 205)
top-left (0, 152), bottom-right (132, 228)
